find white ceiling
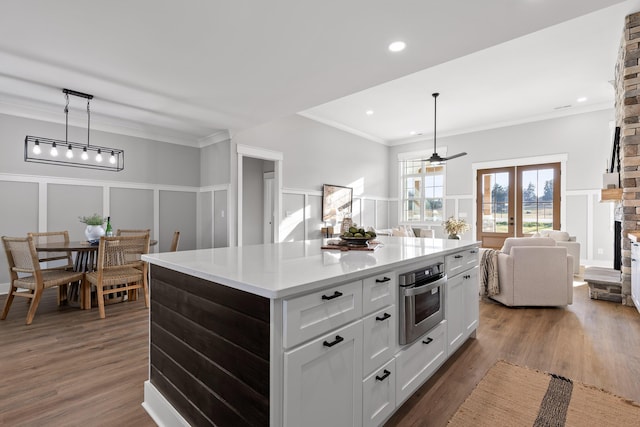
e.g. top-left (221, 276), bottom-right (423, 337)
top-left (1, 0), bottom-right (639, 148)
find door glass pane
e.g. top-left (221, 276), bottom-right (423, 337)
top-left (521, 168), bottom-right (554, 234)
top-left (480, 172), bottom-right (510, 232)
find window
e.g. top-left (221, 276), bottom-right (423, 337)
top-left (401, 159), bottom-right (445, 223)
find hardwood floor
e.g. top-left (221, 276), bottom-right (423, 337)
top-left (0, 291), bottom-right (155, 427)
top-left (1, 277), bottom-right (639, 426)
top-left (386, 279), bottom-right (640, 427)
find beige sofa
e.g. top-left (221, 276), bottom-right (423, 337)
top-left (490, 237), bottom-right (574, 307)
top-left (534, 230), bottom-right (580, 274)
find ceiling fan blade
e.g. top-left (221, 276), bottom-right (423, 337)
top-left (443, 152), bottom-right (467, 161)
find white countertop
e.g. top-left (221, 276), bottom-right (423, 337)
top-left (142, 236), bottom-right (479, 299)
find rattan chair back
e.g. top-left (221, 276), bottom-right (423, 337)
top-left (170, 231), bottom-right (180, 252)
top-left (27, 231), bottom-right (73, 268)
top-left (1, 236), bottom-right (84, 325)
top-left (116, 229), bottom-right (151, 238)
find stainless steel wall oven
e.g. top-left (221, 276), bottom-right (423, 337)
top-left (398, 261), bottom-right (446, 345)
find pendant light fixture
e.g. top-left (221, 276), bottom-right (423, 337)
top-left (24, 89), bottom-right (124, 171)
top-left (423, 92), bottom-right (466, 165)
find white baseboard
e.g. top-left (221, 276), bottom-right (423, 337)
top-left (142, 381), bottom-right (191, 427)
top-left (0, 283), bottom-right (9, 295)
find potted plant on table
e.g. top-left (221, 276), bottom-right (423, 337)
top-left (443, 216), bottom-right (470, 240)
top-left (79, 213), bottom-right (106, 242)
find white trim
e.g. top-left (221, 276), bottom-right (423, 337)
top-left (236, 144), bottom-right (283, 161)
top-left (142, 381), bottom-right (190, 427)
top-left (472, 153), bottom-right (569, 242)
top-left (38, 182), bottom-right (47, 232)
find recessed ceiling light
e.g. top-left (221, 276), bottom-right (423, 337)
top-left (388, 41), bottom-right (406, 52)
top-left (366, 110), bottom-right (374, 116)
top-left (409, 131), bottom-right (417, 135)
top-left (577, 97), bottom-right (587, 103)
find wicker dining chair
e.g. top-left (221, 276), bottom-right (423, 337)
top-left (1, 236), bottom-right (85, 325)
top-left (170, 230), bottom-right (180, 252)
top-left (27, 231), bottom-right (74, 305)
top-left (116, 228), bottom-right (151, 237)
top-left (84, 234), bottom-right (150, 319)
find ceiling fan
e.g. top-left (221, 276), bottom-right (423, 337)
top-left (424, 92), bottom-right (467, 165)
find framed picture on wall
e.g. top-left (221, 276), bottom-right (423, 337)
top-left (322, 184), bottom-right (353, 226)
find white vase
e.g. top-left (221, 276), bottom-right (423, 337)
top-left (84, 225), bottom-right (105, 241)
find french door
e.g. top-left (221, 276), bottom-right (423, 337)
top-left (476, 163), bottom-right (560, 249)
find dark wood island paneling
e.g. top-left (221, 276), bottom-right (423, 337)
top-left (149, 265), bottom-right (271, 426)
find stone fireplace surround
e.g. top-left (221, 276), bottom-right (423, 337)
top-left (616, 11), bottom-right (640, 307)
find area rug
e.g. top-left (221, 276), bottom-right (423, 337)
top-left (448, 360), bottom-right (640, 426)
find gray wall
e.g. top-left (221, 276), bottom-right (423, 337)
top-left (201, 139), bottom-right (231, 186)
top-left (1, 113), bottom-right (200, 186)
top-left (0, 113), bottom-right (204, 287)
top-left (389, 108), bottom-right (615, 263)
top-left (232, 114), bottom-right (389, 197)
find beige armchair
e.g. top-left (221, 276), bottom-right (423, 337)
top-left (490, 237), bottom-right (574, 307)
top-left (535, 230), bottom-right (580, 274)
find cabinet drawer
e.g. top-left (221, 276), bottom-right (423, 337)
top-left (395, 321), bottom-right (447, 405)
top-left (362, 358), bottom-right (396, 427)
top-left (362, 305), bottom-right (396, 377)
top-left (445, 247), bottom-right (479, 277)
top-left (283, 280), bottom-right (363, 348)
top-left (363, 272), bottom-right (396, 315)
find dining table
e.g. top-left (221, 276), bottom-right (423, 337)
top-left (35, 239), bottom-right (157, 309)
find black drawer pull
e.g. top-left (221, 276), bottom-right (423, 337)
top-left (322, 291), bottom-right (343, 301)
top-left (376, 369), bottom-right (391, 381)
top-left (470, 250), bottom-right (478, 254)
top-left (464, 274), bottom-right (470, 279)
top-left (375, 312), bottom-right (391, 321)
top-left (422, 337), bottom-right (433, 345)
top-left (323, 335), bottom-right (344, 348)
top-left (454, 255), bottom-right (463, 259)
top-left (375, 277), bottom-right (391, 283)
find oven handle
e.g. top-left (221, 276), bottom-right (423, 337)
top-left (401, 275), bottom-right (447, 297)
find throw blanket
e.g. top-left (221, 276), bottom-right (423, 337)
top-left (480, 249), bottom-right (500, 296)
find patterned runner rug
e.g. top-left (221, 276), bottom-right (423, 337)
top-left (448, 360), bottom-right (640, 426)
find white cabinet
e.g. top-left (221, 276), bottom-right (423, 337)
top-left (362, 305), bottom-right (396, 376)
top-left (632, 243), bottom-right (640, 313)
top-left (445, 246), bottom-right (480, 355)
top-left (395, 321), bottom-right (447, 404)
top-left (446, 273), bottom-right (465, 352)
top-left (363, 273), bottom-right (396, 315)
top-left (464, 267), bottom-right (480, 335)
top-left (362, 359), bottom-right (396, 427)
top-left (283, 280), bottom-right (362, 348)
top-left (284, 320), bottom-right (363, 427)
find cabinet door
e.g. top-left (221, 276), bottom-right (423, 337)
top-left (362, 305), bottom-right (396, 376)
top-left (464, 266), bottom-right (480, 334)
top-left (395, 322), bottom-right (446, 405)
top-left (446, 274), bottom-right (465, 354)
top-left (362, 358), bottom-right (396, 427)
top-left (284, 321), bottom-right (363, 427)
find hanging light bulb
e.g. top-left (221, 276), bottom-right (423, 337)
top-left (109, 151), bottom-right (116, 164)
top-left (32, 139), bottom-right (41, 154)
top-left (65, 144), bottom-right (73, 159)
top-left (81, 146), bottom-right (89, 160)
top-left (95, 148), bottom-right (103, 163)
top-left (50, 142), bottom-right (58, 157)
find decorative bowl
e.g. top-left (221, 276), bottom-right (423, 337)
top-left (340, 236), bottom-right (373, 246)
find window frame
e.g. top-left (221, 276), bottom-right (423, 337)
top-left (398, 151), bottom-right (446, 225)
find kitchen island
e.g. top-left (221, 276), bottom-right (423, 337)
top-left (141, 236), bottom-right (480, 426)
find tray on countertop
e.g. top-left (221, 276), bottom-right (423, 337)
top-left (321, 240), bottom-right (383, 251)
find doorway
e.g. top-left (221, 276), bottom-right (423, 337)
top-left (476, 162), bottom-right (560, 249)
top-left (236, 144), bottom-right (283, 247)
